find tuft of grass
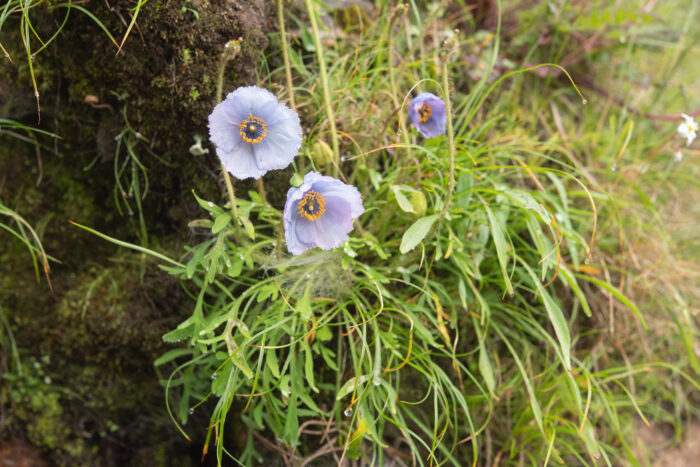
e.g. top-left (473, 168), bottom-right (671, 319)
top-left (78, 0), bottom-right (700, 465)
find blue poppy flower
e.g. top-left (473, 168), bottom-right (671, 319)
top-left (283, 172), bottom-right (364, 255)
top-left (208, 86), bottom-right (302, 180)
top-left (408, 92), bottom-right (447, 139)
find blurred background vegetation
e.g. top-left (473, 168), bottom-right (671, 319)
top-left (1, 0), bottom-right (698, 465)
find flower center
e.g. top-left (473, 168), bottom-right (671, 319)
top-left (239, 113), bottom-right (267, 144)
top-left (417, 103), bottom-right (432, 123)
top-left (297, 190), bottom-right (326, 222)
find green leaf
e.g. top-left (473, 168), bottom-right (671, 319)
top-left (484, 204), bottom-right (513, 295)
top-left (162, 321), bottom-right (194, 343)
top-left (581, 421), bottom-right (600, 458)
top-left (239, 216), bottom-right (255, 239)
top-left (301, 341), bottom-right (319, 393)
top-left (266, 349), bottom-right (280, 379)
top-left (478, 345), bottom-right (496, 395)
top-left (230, 351), bottom-right (254, 379)
top-left (227, 255), bottom-right (243, 277)
top-left (559, 266), bottom-right (592, 317)
top-left (574, 273), bottom-right (647, 328)
top-left (211, 362), bottom-right (232, 397)
top-left (400, 214), bottom-right (439, 253)
top-left (212, 212), bottom-right (232, 234)
top-left (192, 191), bottom-right (223, 215)
top-left (522, 261), bottom-right (571, 371)
top-left (337, 375), bottom-right (369, 400)
top-left (319, 345), bottom-right (338, 371)
top-left (391, 185), bottom-right (417, 213)
top-left (154, 348), bottom-right (192, 366)
top-left (297, 283), bottom-right (312, 321)
top-left (494, 327), bottom-right (544, 436)
top-left (315, 325), bottom-right (333, 342)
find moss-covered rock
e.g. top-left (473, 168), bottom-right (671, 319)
top-left (0, 1), bottom-right (278, 464)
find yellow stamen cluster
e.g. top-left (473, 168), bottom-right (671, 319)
top-left (417, 102), bottom-right (432, 123)
top-left (297, 190), bottom-right (326, 222)
top-left (238, 113), bottom-right (267, 144)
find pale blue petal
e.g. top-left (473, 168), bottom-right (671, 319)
top-left (225, 86), bottom-right (277, 115)
top-left (217, 144), bottom-right (266, 180)
top-left (408, 92), bottom-right (447, 139)
top-left (294, 197), bottom-right (353, 251)
top-left (311, 180), bottom-right (364, 219)
top-left (255, 112), bottom-right (303, 170)
top-left (284, 214), bottom-right (312, 255)
top-left (283, 172), bottom-right (364, 255)
top-left (283, 186), bottom-right (311, 255)
top-left (208, 99), bottom-right (244, 153)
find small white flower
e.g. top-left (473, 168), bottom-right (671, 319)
top-left (674, 149), bottom-right (683, 161)
top-left (677, 113), bottom-right (698, 146)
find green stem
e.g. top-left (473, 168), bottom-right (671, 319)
top-left (215, 39), bottom-right (244, 236)
top-left (278, 0), bottom-right (296, 110)
top-left (222, 169), bottom-right (240, 223)
top-left (387, 10), bottom-right (410, 161)
top-left (304, 0), bottom-right (339, 176)
top-left (439, 59), bottom-right (456, 220)
top-left (278, 0), bottom-right (305, 173)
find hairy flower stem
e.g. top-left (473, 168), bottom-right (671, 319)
top-left (256, 178), bottom-right (268, 204)
top-left (387, 5), bottom-right (410, 166)
top-left (439, 59), bottom-right (456, 220)
top-left (216, 39), bottom-right (244, 238)
top-left (304, 0), bottom-right (340, 176)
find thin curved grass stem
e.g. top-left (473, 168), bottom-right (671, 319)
top-left (304, 0), bottom-right (340, 176)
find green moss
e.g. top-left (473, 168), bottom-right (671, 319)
top-left (2, 357), bottom-right (95, 465)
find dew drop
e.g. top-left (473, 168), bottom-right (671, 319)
top-left (594, 453), bottom-right (601, 459)
top-left (610, 164), bottom-right (617, 172)
top-left (581, 99), bottom-right (587, 105)
top-left (584, 258), bottom-right (591, 264)
top-left (372, 377), bottom-right (381, 386)
top-left (344, 408), bottom-right (353, 417)
top-left (128, 210), bottom-right (134, 216)
top-left (207, 201), bottom-right (215, 207)
top-left (211, 373), bottom-right (218, 380)
top-left (198, 330), bottom-right (206, 336)
top-left (188, 408), bottom-right (195, 415)
top-left (397, 130), bottom-right (403, 136)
